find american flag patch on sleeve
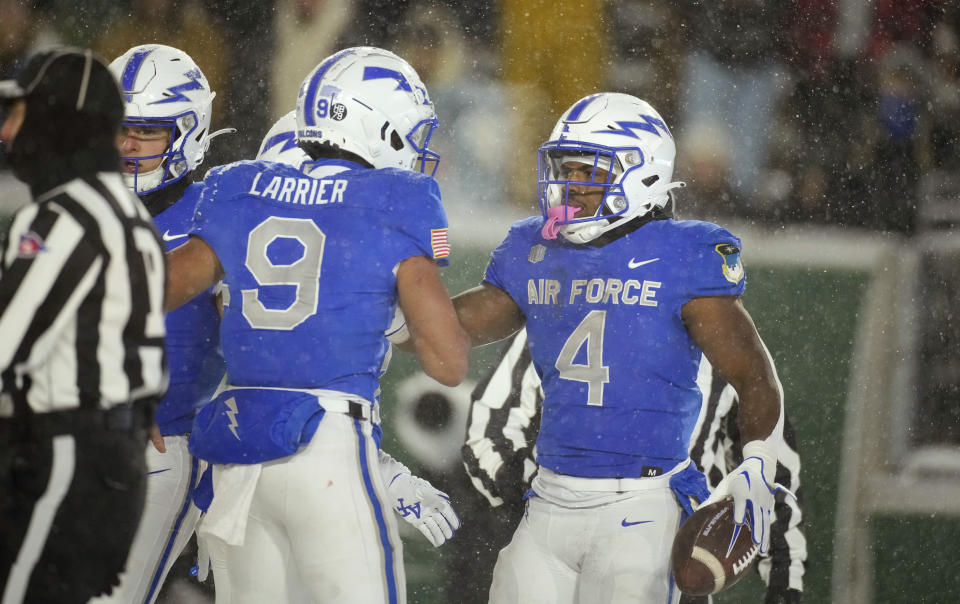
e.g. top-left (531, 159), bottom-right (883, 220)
top-left (431, 228), bottom-right (450, 259)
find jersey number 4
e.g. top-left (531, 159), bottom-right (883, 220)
top-left (555, 310), bottom-right (610, 406)
top-left (242, 216), bottom-right (325, 330)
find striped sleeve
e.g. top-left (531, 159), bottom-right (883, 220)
top-left (462, 329), bottom-right (541, 507)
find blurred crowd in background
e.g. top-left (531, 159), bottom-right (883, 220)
top-left (2, 0), bottom-right (959, 235)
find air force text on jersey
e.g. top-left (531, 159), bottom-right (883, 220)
top-left (528, 277), bottom-right (661, 307)
top-left (248, 171), bottom-right (348, 205)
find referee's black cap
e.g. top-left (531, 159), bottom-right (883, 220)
top-left (0, 47), bottom-right (123, 126)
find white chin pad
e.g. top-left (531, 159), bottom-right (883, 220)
top-left (124, 165), bottom-right (164, 193)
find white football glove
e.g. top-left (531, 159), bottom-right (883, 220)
top-left (379, 450), bottom-right (460, 547)
top-left (701, 440), bottom-right (792, 555)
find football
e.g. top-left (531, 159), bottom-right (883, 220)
top-left (670, 498), bottom-right (760, 596)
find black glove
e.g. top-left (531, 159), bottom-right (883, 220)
top-left (764, 587), bottom-right (802, 604)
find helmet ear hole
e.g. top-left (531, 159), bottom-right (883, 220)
top-left (390, 130), bottom-right (404, 151)
top-left (642, 174), bottom-right (660, 187)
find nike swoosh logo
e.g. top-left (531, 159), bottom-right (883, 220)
top-left (162, 230), bottom-right (189, 242)
top-left (628, 257), bottom-right (659, 269)
top-left (621, 519), bottom-right (653, 527)
top-left (149, 468), bottom-right (172, 475)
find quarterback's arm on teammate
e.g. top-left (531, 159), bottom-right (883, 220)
top-left (397, 255), bottom-right (470, 387)
top-left (165, 236), bottom-right (224, 313)
top-left (452, 282), bottom-right (525, 347)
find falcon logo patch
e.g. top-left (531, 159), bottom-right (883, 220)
top-left (529, 244), bottom-right (546, 264)
top-left (715, 243), bottom-right (744, 284)
top-left (17, 232), bottom-right (45, 258)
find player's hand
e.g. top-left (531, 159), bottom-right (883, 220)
top-left (764, 587), bottom-right (802, 604)
top-left (149, 423), bottom-right (166, 453)
top-left (701, 440), bottom-right (791, 554)
top-left (387, 473), bottom-right (460, 547)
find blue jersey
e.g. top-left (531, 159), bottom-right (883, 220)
top-left (484, 217), bottom-right (746, 478)
top-left (190, 159), bottom-right (449, 404)
top-left (154, 184), bottom-right (226, 435)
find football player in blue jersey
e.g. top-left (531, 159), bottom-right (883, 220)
top-left (451, 92), bottom-right (790, 603)
top-left (163, 47), bottom-right (469, 603)
top-left (90, 44), bottom-right (230, 604)
top-left (255, 110), bottom-right (462, 552)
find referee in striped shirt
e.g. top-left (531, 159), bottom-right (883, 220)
top-left (462, 328), bottom-right (807, 604)
top-left (0, 48), bottom-right (167, 604)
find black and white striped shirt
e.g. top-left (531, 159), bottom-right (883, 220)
top-left (0, 172), bottom-right (167, 413)
top-left (462, 328), bottom-right (807, 594)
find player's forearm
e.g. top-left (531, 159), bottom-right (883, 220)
top-left (452, 284), bottom-right (525, 347)
top-left (164, 236), bottom-right (223, 312)
top-left (412, 335), bottom-right (469, 386)
top-left (406, 289), bottom-right (470, 386)
top-left (735, 379), bottom-right (782, 443)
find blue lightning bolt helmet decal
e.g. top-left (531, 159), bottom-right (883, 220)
top-left (151, 68), bottom-right (205, 105)
top-left (362, 66), bottom-right (413, 91)
top-left (262, 130), bottom-right (299, 155)
top-left (593, 116), bottom-right (672, 139)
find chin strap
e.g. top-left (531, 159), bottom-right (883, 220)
top-left (541, 205), bottom-right (582, 240)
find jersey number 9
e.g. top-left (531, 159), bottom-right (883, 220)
top-left (242, 216), bottom-right (325, 330)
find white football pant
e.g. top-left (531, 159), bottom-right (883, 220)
top-left (489, 472), bottom-right (683, 604)
top-left (90, 434), bottom-right (203, 604)
top-left (206, 412), bottom-right (405, 604)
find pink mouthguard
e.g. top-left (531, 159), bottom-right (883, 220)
top-left (541, 205), bottom-right (582, 240)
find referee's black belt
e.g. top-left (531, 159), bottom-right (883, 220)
top-left (4, 399), bottom-right (154, 436)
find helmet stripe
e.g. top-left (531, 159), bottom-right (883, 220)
top-left (303, 48), bottom-right (355, 127)
top-left (565, 93), bottom-right (602, 122)
top-left (120, 47), bottom-right (154, 96)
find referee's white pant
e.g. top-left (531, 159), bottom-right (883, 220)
top-left (204, 411), bottom-right (405, 604)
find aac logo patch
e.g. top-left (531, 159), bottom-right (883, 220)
top-left (715, 243), bottom-right (744, 284)
top-left (17, 231), bottom-right (45, 258)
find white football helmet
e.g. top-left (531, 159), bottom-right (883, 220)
top-left (538, 93), bottom-right (685, 244)
top-left (109, 44), bottom-right (215, 194)
top-left (295, 47), bottom-right (439, 175)
top-left (257, 110), bottom-right (312, 169)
